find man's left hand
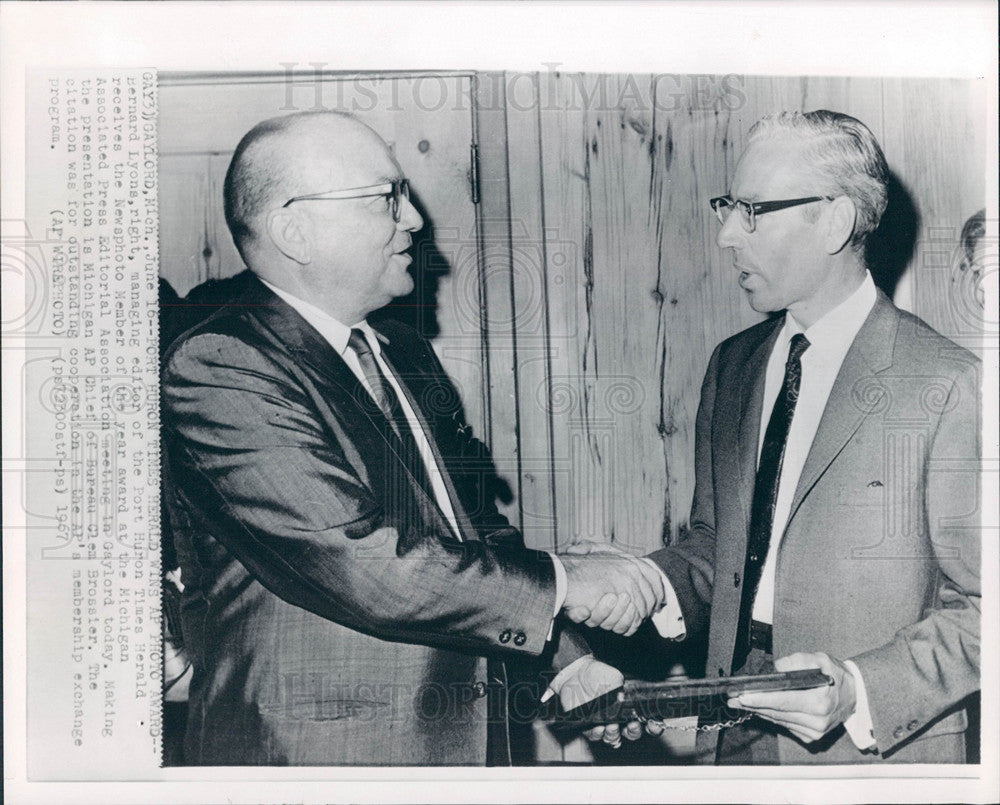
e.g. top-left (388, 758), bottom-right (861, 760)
top-left (726, 652), bottom-right (857, 744)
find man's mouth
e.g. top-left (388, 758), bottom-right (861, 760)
top-left (392, 247), bottom-right (413, 268)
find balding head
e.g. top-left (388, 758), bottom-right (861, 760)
top-left (222, 111), bottom-right (423, 324)
top-left (223, 111), bottom-right (389, 263)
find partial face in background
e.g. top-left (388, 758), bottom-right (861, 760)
top-left (282, 116), bottom-right (424, 320)
top-left (716, 136), bottom-right (831, 319)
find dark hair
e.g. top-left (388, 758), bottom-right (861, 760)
top-left (960, 209), bottom-right (986, 268)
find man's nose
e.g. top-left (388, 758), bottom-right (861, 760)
top-left (716, 211), bottom-right (744, 250)
top-left (398, 195), bottom-right (423, 232)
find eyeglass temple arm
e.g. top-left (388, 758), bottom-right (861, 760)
top-left (751, 196), bottom-right (833, 214)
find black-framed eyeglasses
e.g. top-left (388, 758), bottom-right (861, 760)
top-left (282, 178), bottom-right (410, 222)
top-left (709, 195), bottom-right (833, 233)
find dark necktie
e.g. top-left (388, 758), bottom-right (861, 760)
top-left (347, 328), bottom-right (431, 489)
top-left (732, 332), bottom-right (810, 672)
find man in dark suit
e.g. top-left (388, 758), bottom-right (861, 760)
top-left (161, 111), bottom-right (666, 765)
top-left (585, 110), bottom-right (981, 763)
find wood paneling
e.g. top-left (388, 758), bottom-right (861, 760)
top-left (883, 78), bottom-right (988, 353)
top-left (157, 72), bottom-right (986, 766)
top-left (497, 73), bottom-right (986, 564)
top-left (158, 70), bottom-right (987, 557)
top-left (474, 73), bottom-right (522, 532)
top-left (488, 74), bottom-right (984, 762)
top-left (535, 72), bottom-right (593, 551)
top-left (503, 74), bottom-right (559, 549)
top-left (157, 155), bottom-right (215, 295)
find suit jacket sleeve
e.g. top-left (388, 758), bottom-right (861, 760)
top-left (645, 342), bottom-right (723, 638)
top-left (385, 327), bottom-right (593, 671)
top-left (163, 331), bottom-right (558, 657)
top-left (850, 357), bottom-right (981, 752)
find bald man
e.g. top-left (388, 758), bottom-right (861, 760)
top-left (161, 111), bottom-right (664, 765)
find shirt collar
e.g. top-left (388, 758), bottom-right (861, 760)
top-left (781, 271), bottom-right (877, 358)
top-left (258, 278), bottom-right (385, 357)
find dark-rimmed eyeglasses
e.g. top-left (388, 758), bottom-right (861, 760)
top-left (282, 178), bottom-right (410, 223)
top-left (709, 195), bottom-right (833, 233)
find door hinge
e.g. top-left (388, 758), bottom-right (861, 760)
top-left (469, 142), bottom-right (480, 205)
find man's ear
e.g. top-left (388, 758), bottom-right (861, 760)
top-left (266, 208), bottom-right (311, 265)
top-left (823, 196), bottom-right (857, 255)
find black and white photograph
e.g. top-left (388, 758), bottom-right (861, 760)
top-left (2, 3), bottom-right (997, 803)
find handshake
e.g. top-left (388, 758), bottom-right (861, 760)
top-left (560, 541), bottom-right (666, 637)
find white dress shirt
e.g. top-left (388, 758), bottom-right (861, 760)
top-left (753, 272), bottom-right (877, 624)
top-left (654, 272), bottom-right (878, 749)
top-left (260, 279), bottom-right (567, 630)
top-left (261, 279), bottom-right (464, 537)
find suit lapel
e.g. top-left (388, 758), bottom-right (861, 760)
top-left (736, 322), bottom-right (783, 529)
top-left (238, 278), bottom-right (458, 536)
top-left (237, 276), bottom-right (362, 400)
top-left (376, 329), bottom-right (478, 543)
top-left (784, 292), bottom-right (897, 529)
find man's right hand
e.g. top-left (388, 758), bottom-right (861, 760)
top-left (560, 548), bottom-right (665, 637)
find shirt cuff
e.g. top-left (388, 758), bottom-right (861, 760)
top-left (646, 559), bottom-right (686, 639)
top-left (546, 551), bottom-right (568, 641)
top-left (842, 659), bottom-right (877, 751)
top-left (541, 653), bottom-right (595, 702)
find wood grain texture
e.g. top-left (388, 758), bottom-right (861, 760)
top-left (536, 73), bottom-right (597, 552)
top-left (882, 78), bottom-right (988, 353)
top-left (158, 155), bottom-right (213, 296)
top-left (497, 76), bottom-right (982, 764)
top-left (475, 72), bottom-right (523, 533)
top-left (157, 72), bottom-right (986, 766)
top-left (517, 74), bottom-right (984, 566)
top-left (502, 73), bottom-right (560, 550)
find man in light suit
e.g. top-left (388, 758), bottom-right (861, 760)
top-left (585, 110), bottom-right (981, 762)
top-left (161, 111), bottom-right (665, 765)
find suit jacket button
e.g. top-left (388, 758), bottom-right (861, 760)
top-left (906, 720), bottom-right (918, 731)
top-left (513, 632), bottom-right (527, 646)
top-left (472, 681), bottom-right (487, 698)
top-left (893, 727), bottom-right (904, 740)
top-left (733, 572), bottom-right (741, 587)
top-left (499, 629), bottom-right (511, 644)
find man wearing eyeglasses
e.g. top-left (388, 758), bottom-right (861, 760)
top-left (160, 110), bottom-right (665, 765)
top-left (584, 110), bottom-right (980, 763)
